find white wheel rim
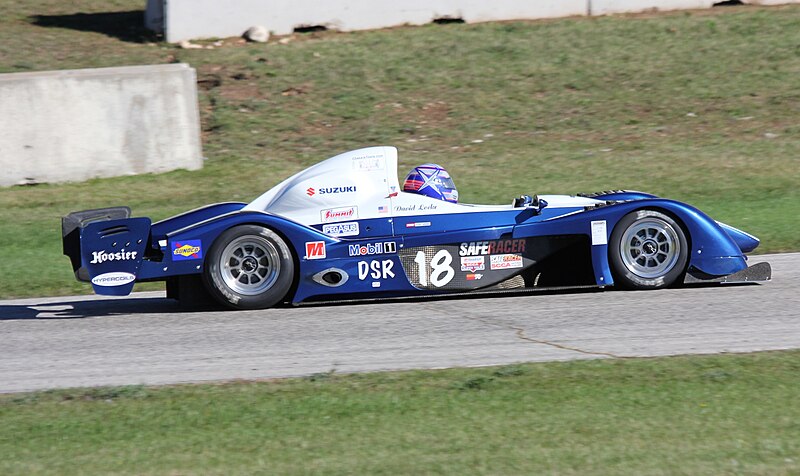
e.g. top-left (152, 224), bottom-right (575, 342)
top-left (619, 218), bottom-right (681, 279)
top-left (219, 236), bottom-right (280, 296)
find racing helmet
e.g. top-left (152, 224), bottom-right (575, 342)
top-left (403, 163), bottom-right (458, 203)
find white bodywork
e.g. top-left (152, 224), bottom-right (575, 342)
top-left (245, 146), bottom-right (603, 227)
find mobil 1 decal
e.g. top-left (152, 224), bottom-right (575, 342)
top-left (398, 238), bottom-right (531, 291)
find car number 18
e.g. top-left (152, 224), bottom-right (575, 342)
top-left (414, 249), bottom-right (455, 287)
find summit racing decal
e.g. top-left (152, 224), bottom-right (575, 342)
top-left (459, 239), bottom-right (526, 257)
top-left (321, 206), bottom-right (358, 223)
top-left (171, 240), bottom-right (203, 261)
top-left (349, 242), bottom-right (397, 256)
top-left (89, 249), bottom-right (138, 264)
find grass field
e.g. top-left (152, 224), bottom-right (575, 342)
top-left (0, 1), bottom-right (799, 299)
top-left (1, 351), bottom-right (799, 475)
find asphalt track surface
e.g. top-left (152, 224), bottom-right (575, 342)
top-left (1, 253), bottom-right (797, 393)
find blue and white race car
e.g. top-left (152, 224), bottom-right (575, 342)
top-left (62, 146), bottom-right (771, 309)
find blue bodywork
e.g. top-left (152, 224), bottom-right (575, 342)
top-left (63, 190), bottom-right (762, 304)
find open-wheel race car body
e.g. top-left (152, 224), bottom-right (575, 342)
top-left (62, 146), bottom-right (771, 309)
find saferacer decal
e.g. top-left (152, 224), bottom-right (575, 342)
top-left (459, 239), bottom-right (526, 256)
top-left (305, 241), bottom-right (326, 260)
top-left (320, 206), bottom-right (358, 223)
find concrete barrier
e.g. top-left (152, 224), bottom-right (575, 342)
top-left (152, 0), bottom-right (586, 42)
top-left (0, 64), bottom-right (202, 187)
top-left (147, 0), bottom-right (800, 41)
top-left (590, 0), bottom-right (714, 15)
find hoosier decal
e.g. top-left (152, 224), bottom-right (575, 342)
top-left (89, 249), bottom-right (138, 264)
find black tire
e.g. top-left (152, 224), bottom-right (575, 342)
top-left (202, 225), bottom-right (294, 309)
top-left (609, 209), bottom-right (688, 290)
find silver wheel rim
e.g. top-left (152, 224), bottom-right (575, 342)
top-left (219, 236), bottom-right (281, 296)
top-left (619, 218), bottom-right (681, 279)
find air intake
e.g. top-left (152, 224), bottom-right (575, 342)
top-left (312, 268), bottom-right (349, 287)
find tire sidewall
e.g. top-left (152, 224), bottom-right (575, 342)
top-left (609, 209), bottom-right (688, 290)
top-left (203, 225), bottom-right (295, 309)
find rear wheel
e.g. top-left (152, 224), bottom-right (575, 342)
top-left (203, 225), bottom-right (294, 309)
top-left (609, 210), bottom-right (688, 289)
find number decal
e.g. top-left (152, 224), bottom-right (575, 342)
top-left (414, 251), bottom-right (428, 286)
top-left (414, 249), bottom-right (455, 288)
top-left (429, 249), bottom-right (454, 287)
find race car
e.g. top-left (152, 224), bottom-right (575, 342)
top-left (62, 146), bottom-right (771, 310)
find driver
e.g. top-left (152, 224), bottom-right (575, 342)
top-left (402, 163), bottom-right (459, 203)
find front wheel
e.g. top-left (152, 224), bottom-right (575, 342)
top-left (203, 225), bottom-right (294, 309)
top-left (609, 210), bottom-right (688, 289)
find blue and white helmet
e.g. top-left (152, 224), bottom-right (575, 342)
top-left (403, 163), bottom-right (458, 203)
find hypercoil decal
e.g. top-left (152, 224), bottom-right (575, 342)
top-left (398, 239), bottom-right (534, 291)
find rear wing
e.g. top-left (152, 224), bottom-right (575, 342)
top-left (62, 207), bottom-right (151, 296)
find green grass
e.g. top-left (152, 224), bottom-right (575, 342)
top-left (1, 2), bottom-right (799, 298)
top-left (1, 351), bottom-right (799, 475)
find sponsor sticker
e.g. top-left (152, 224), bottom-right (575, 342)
top-left (358, 260), bottom-right (395, 280)
top-left (591, 220), bottom-right (608, 246)
top-left (305, 241), bottom-right (326, 260)
top-left (89, 249), bottom-right (138, 265)
top-left (348, 242), bottom-right (397, 256)
top-left (323, 222), bottom-right (359, 237)
top-left (466, 273), bottom-right (483, 281)
top-left (459, 239), bottom-right (526, 256)
top-left (405, 221), bottom-right (431, 228)
top-left (352, 155), bottom-right (385, 171)
top-left (311, 186), bottom-right (357, 195)
top-left (321, 206), bottom-right (358, 223)
top-left (91, 271), bottom-right (136, 287)
top-left (460, 256), bottom-right (485, 272)
top-left (490, 254), bottom-right (524, 270)
top-left (171, 240), bottom-right (203, 261)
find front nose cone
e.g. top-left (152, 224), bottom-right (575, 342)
top-left (718, 222), bottom-right (760, 253)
